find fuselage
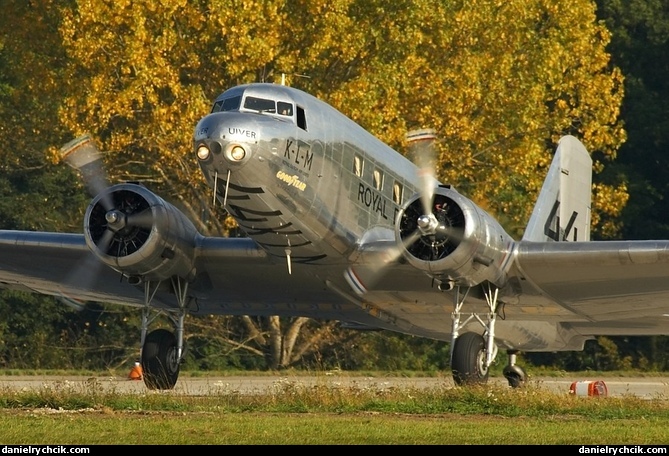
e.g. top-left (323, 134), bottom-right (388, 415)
top-left (193, 83), bottom-right (421, 268)
top-left (190, 83), bottom-right (576, 351)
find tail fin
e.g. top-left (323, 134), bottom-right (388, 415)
top-left (522, 135), bottom-right (592, 242)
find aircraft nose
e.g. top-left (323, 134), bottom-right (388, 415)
top-left (193, 112), bottom-right (257, 170)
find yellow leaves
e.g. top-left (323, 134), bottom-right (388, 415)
top-left (592, 181), bottom-right (629, 238)
top-left (49, 0), bottom-right (628, 237)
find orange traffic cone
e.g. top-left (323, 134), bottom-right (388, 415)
top-left (128, 361), bottom-right (143, 381)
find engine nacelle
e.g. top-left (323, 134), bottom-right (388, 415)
top-left (396, 186), bottom-right (514, 288)
top-left (84, 183), bottom-right (201, 282)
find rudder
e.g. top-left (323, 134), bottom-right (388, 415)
top-left (522, 136), bottom-right (592, 242)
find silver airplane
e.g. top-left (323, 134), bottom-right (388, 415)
top-left (1, 82), bottom-right (667, 390)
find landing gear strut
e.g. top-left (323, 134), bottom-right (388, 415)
top-left (138, 277), bottom-right (190, 390)
top-left (449, 284), bottom-right (527, 388)
top-left (449, 284), bottom-right (499, 386)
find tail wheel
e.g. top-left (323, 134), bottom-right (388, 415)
top-left (503, 364), bottom-right (527, 388)
top-left (452, 332), bottom-right (490, 386)
top-left (141, 329), bottom-right (180, 390)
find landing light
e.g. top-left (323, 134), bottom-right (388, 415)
top-left (196, 144), bottom-right (210, 160)
top-left (226, 145), bottom-right (246, 162)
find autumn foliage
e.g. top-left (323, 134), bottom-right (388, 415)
top-left (50, 0), bottom-right (627, 237)
top-left (0, 0), bottom-right (628, 369)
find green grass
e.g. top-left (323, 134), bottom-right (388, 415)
top-left (2, 411), bottom-right (668, 444)
top-left (0, 376), bottom-right (669, 444)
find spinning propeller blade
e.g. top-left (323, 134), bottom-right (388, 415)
top-left (407, 129), bottom-right (438, 218)
top-left (60, 134), bottom-right (113, 210)
top-left (59, 135), bottom-right (154, 296)
top-left (345, 230), bottom-right (423, 295)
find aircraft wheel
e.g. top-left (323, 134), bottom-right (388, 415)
top-left (451, 332), bottom-right (490, 386)
top-left (503, 364), bottom-right (527, 388)
top-left (141, 329), bottom-right (180, 390)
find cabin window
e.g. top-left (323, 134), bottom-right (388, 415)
top-left (277, 101), bottom-right (293, 116)
top-left (353, 155), bottom-right (363, 177)
top-left (297, 106), bottom-right (307, 130)
top-left (373, 168), bottom-right (383, 190)
top-left (393, 181), bottom-right (403, 205)
top-left (211, 95), bottom-right (241, 113)
top-left (244, 96), bottom-right (276, 113)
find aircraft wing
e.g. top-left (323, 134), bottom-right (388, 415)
top-left (0, 230), bottom-right (385, 326)
top-left (513, 240), bottom-right (669, 322)
top-left (0, 231), bottom-right (135, 303)
top-left (337, 237), bottom-right (669, 345)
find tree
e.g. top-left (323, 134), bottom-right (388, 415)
top-left (0, 0), bottom-right (629, 371)
top-left (0, 1), bottom-right (111, 370)
top-left (0, 0), bottom-right (86, 233)
top-left (302, 0), bottom-right (627, 238)
top-left (595, 0), bottom-right (669, 240)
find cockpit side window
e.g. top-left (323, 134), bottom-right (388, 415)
top-left (296, 106), bottom-right (307, 131)
top-left (277, 101), bottom-right (293, 116)
top-left (211, 95), bottom-right (241, 113)
top-left (244, 96), bottom-right (276, 113)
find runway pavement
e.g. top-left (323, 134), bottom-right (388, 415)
top-left (0, 374), bottom-right (667, 399)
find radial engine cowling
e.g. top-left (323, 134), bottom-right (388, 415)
top-left (84, 183), bottom-right (200, 282)
top-left (396, 186), bottom-right (514, 288)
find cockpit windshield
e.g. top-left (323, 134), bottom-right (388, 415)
top-left (244, 96), bottom-right (294, 117)
top-left (211, 95), bottom-right (241, 113)
top-left (244, 96), bottom-right (275, 113)
top-left (210, 93), bottom-right (294, 118)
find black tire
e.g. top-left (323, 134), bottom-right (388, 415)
top-left (141, 329), bottom-right (180, 390)
top-left (451, 332), bottom-right (490, 386)
top-left (503, 364), bottom-right (527, 388)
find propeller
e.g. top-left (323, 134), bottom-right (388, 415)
top-left (59, 135), bottom-right (154, 294)
top-left (60, 135), bottom-right (154, 255)
top-left (399, 193), bottom-right (465, 261)
top-left (347, 129), bottom-right (462, 295)
top-left (346, 129), bottom-right (471, 296)
top-left (87, 188), bottom-right (153, 257)
top-left (401, 129), bottom-right (464, 257)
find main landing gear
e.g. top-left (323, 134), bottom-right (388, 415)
top-left (138, 277), bottom-right (190, 390)
top-left (449, 284), bottom-right (526, 388)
